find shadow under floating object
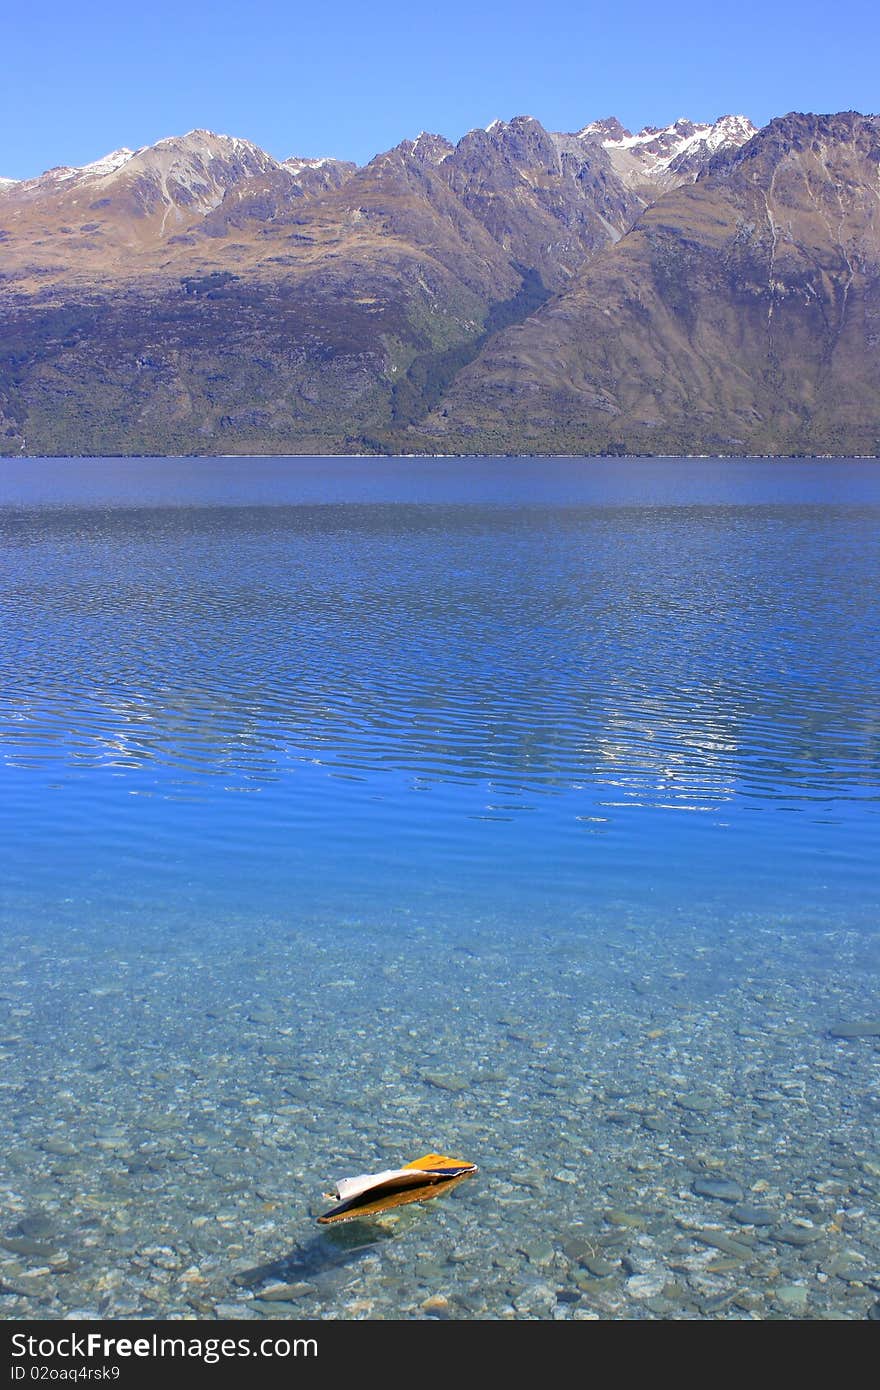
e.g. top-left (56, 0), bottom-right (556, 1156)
top-left (318, 1152), bottom-right (478, 1224)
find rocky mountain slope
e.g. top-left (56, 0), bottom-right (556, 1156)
top-left (1, 111), bottom-right (876, 456)
top-left (420, 111), bottom-right (880, 457)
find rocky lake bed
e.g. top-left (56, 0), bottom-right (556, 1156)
top-left (2, 911), bottom-right (878, 1321)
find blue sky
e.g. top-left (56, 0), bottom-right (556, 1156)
top-left (3, 0), bottom-right (878, 179)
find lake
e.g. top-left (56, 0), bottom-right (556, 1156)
top-left (1, 455), bottom-right (878, 1320)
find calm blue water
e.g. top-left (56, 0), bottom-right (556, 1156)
top-left (1, 456), bottom-right (879, 1320)
top-left (2, 456), bottom-right (878, 928)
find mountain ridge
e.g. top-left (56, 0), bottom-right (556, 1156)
top-left (1, 109), bottom-right (877, 457)
top-left (1, 114), bottom-right (756, 187)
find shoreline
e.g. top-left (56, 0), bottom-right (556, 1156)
top-left (3, 452), bottom-right (880, 463)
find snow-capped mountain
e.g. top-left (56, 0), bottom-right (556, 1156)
top-left (0, 115), bottom-right (757, 216)
top-left (579, 114), bottom-right (758, 190)
top-left (4, 131), bottom-right (282, 222)
top-left (37, 147), bottom-right (137, 184)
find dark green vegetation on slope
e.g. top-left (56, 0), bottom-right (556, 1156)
top-left (389, 267), bottom-right (550, 434)
top-left (1, 111), bottom-right (878, 456)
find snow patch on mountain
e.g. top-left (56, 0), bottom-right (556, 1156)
top-left (579, 114), bottom-right (757, 189)
top-left (283, 156), bottom-right (334, 172)
top-left (53, 148), bottom-right (136, 181)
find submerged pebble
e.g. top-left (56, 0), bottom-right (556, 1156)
top-left (775, 1223), bottom-right (822, 1247)
top-left (730, 1204), bottom-right (775, 1226)
top-left (692, 1177), bottom-right (745, 1203)
top-left (775, 1284), bottom-right (809, 1312)
top-left (828, 1022), bottom-right (880, 1040)
top-left (1, 914), bottom-right (878, 1321)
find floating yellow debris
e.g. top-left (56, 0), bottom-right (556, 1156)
top-left (317, 1152), bottom-right (478, 1224)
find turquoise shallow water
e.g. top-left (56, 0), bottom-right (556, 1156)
top-left (1, 456), bottom-right (879, 1320)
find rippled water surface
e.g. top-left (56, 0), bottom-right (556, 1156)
top-left (1, 457), bottom-right (879, 1321)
